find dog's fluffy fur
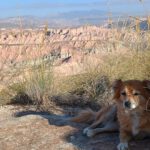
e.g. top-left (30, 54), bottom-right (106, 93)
top-left (71, 80), bottom-right (150, 150)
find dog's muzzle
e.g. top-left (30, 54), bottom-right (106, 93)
top-left (123, 100), bottom-right (138, 110)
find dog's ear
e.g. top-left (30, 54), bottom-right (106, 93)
top-left (112, 79), bottom-right (123, 100)
top-left (112, 79), bottom-right (122, 90)
top-left (143, 80), bottom-right (150, 90)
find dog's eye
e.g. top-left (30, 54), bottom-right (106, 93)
top-left (133, 92), bottom-right (140, 96)
top-left (121, 91), bottom-right (126, 96)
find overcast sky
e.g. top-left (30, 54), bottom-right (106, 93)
top-left (0, 0), bottom-right (150, 18)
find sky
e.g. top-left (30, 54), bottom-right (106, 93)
top-left (0, 0), bottom-right (150, 18)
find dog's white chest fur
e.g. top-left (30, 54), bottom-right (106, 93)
top-left (131, 113), bottom-right (140, 136)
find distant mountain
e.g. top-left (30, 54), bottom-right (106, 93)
top-left (0, 10), bottom-right (148, 30)
top-left (0, 16), bottom-right (45, 29)
top-left (0, 10), bottom-right (109, 29)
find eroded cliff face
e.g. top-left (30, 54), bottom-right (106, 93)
top-left (0, 26), bottom-right (116, 62)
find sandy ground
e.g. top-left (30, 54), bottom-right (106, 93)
top-left (0, 105), bottom-right (150, 150)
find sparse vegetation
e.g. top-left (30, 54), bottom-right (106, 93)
top-left (0, 18), bottom-right (150, 112)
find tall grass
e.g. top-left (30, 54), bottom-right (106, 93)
top-left (24, 63), bottom-right (54, 103)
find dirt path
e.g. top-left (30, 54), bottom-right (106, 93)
top-left (0, 106), bottom-right (150, 150)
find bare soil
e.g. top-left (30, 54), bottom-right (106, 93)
top-left (0, 105), bottom-right (150, 150)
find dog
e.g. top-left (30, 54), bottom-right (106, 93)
top-left (113, 79), bottom-right (150, 150)
top-left (71, 79), bottom-right (150, 150)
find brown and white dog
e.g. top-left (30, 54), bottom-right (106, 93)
top-left (71, 80), bottom-right (150, 150)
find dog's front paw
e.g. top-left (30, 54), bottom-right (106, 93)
top-left (86, 129), bottom-right (95, 137)
top-left (117, 142), bottom-right (129, 150)
top-left (83, 127), bottom-right (90, 135)
top-left (83, 128), bottom-right (95, 137)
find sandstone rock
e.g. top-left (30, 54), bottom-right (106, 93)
top-left (0, 26), bottom-right (128, 67)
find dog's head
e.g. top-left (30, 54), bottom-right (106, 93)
top-left (112, 80), bottom-right (150, 110)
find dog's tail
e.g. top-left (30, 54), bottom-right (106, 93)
top-left (70, 108), bottom-right (96, 123)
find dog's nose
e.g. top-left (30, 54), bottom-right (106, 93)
top-left (124, 101), bottom-right (131, 108)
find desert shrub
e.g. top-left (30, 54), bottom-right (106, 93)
top-left (0, 82), bottom-right (27, 105)
top-left (22, 63), bottom-right (56, 107)
top-left (0, 62), bottom-right (55, 107)
top-left (102, 51), bottom-right (150, 80)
